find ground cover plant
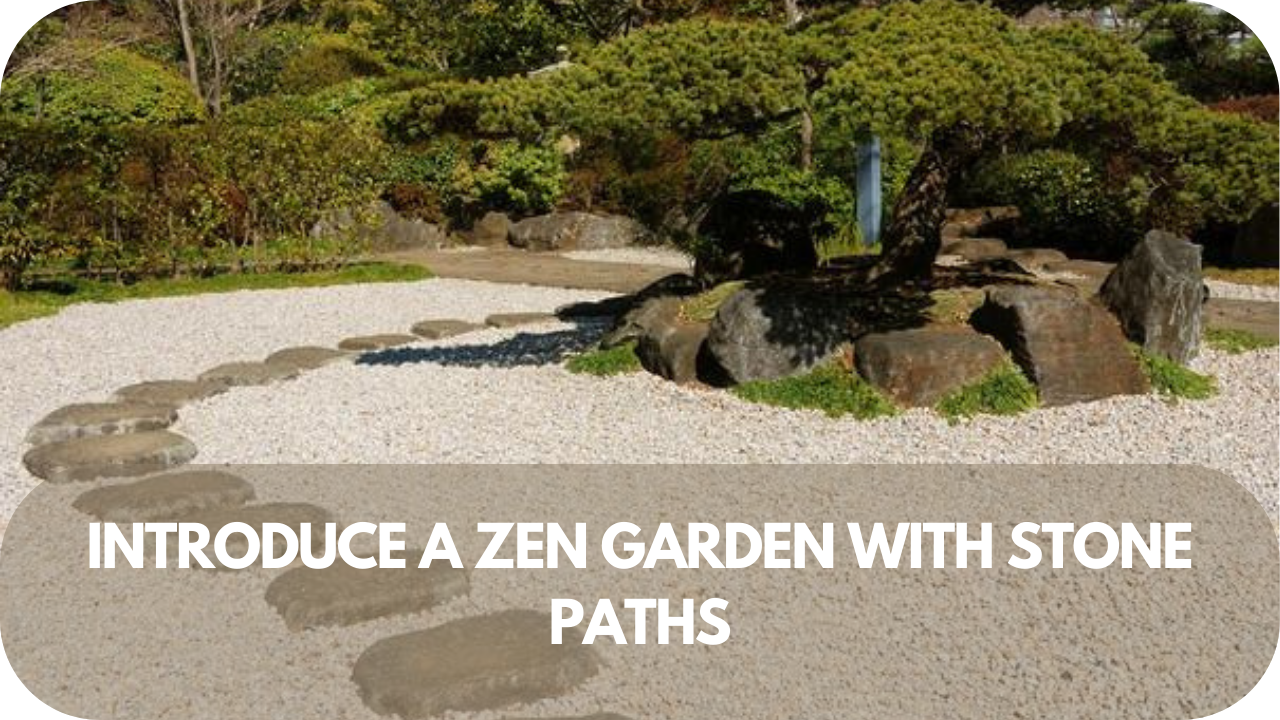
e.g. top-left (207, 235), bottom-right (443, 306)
top-left (732, 363), bottom-right (898, 420)
top-left (935, 363), bottom-right (1040, 422)
top-left (1135, 348), bottom-right (1219, 401)
top-left (1204, 328), bottom-right (1280, 355)
top-left (565, 342), bottom-right (643, 376)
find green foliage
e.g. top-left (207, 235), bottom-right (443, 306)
top-left (1204, 328), bottom-right (1279, 355)
top-left (565, 342), bottom-right (643, 376)
top-left (1136, 348), bottom-right (1218, 400)
top-left (935, 363), bottom-right (1039, 422)
top-left (0, 262), bottom-right (429, 330)
top-left (964, 149), bottom-right (1143, 257)
top-left (1, 44), bottom-right (202, 127)
top-left (279, 34), bottom-right (388, 95)
top-left (733, 364), bottom-right (898, 420)
top-left (456, 141), bottom-right (566, 216)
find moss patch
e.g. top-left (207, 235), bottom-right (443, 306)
top-left (732, 364), bottom-right (897, 420)
top-left (927, 288), bottom-right (987, 326)
top-left (935, 363), bottom-right (1039, 422)
top-left (1204, 327), bottom-right (1279, 354)
top-left (565, 342), bottom-right (643, 376)
top-left (679, 281), bottom-right (746, 323)
top-left (1135, 349), bottom-right (1218, 401)
top-left (1204, 266), bottom-right (1279, 287)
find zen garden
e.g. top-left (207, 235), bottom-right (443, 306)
top-left (1, 2), bottom-right (1279, 720)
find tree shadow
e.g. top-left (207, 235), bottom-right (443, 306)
top-left (353, 321), bottom-right (610, 369)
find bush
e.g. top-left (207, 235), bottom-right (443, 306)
top-left (279, 34), bottom-right (387, 95)
top-left (733, 364), bottom-right (898, 420)
top-left (963, 149), bottom-right (1144, 259)
top-left (1209, 95), bottom-right (1279, 125)
top-left (0, 43), bottom-right (202, 127)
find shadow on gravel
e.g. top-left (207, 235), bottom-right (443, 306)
top-left (354, 323), bottom-right (609, 369)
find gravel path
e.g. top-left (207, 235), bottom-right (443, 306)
top-left (1206, 278), bottom-right (1280, 302)
top-left (0, 279), bottom-right (611, 522)
top-left (559, 247), bottom-right (694, 271)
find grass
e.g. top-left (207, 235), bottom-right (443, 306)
top-left (935, 363), bottom-right (1040, 423)
top-left (732, 363), bottom-right (898, 420)
top-left (1204, 266), bottom-right (1279, 287)
top-left (1134, 347), bottom-right (1218, 401)
top-left (0, 263), bottom-right (430, 330)
top-left (1204, 327), bottom-right (1279, 354)
top-left (678, 281), bottom-right (745, 323)
top-left (565, 342), bottom-right (643, 376)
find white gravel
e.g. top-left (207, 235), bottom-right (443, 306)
top-left (0, 279), bottom-right (611, 522)
top-left (1, 277), bottom-right (1277, 719)
top-left (1206, 278), bottom-right (1280, 302)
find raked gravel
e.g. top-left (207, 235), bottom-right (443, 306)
top-left (1206, 278), bottom-right (1280, 302)
top-left (0, 276), bottom-right (1277, 720)
top-left (2, 276), bottom-right (1277, 527)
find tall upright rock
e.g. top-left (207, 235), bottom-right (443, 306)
top-left (1100, 230), bottom-right (1205, 364)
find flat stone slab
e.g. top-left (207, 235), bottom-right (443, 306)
top-left (485, 312), bottom-right (559, 329)
top-left (166, 503), bottom-right (335, 570)
top-left (410, 319), bottom-right (485, 340)
top-left (505, 715), bottom-right (635, 720)
top-left (352, 610), bottom-right (599, 718)
top-left (72, 470), bottom-right (255, 523)
top-left (23, 431), bottom-right (198, 483)
top-left (338, 334), bottom-right (419, 352)
top-left (114, 379), bottom-right (229, 406)
top-left (198, 361), bottom-right (300, 387)
top-left (265, 554), bottom-right (469, 630)
top-left (265, 346), bottom-right (351, 371)
top-left (1205, 298), bottom-right (1280, 341)
top-left (26, 402), bottom-right (178, 446)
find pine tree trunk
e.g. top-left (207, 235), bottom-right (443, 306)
top-left (871, 127), bottom-right (982, 283)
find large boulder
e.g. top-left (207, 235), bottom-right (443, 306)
top-left (705, 285), bottom-right (851, 384)
top-left (631, 298), bottom-right (710, 384)
top-left (971, 285), bottom-right (1148, 406)
top-left (1100, 230), bottom-right (1205, 364)
top-left (596, 274), bottom-right (703, 348)
top-left (312, 201), bottom-right (449, 252)
top-left (854, 328), bottom-right (1009, 407)
top-left (694, 190), bottom-right (825, 283)
top-left (1231, 203), bottom-right (1279, 268)
top-left (508, 212), bottom-right (650, 251)
top-left (470, 211), bottom-right (512, 247)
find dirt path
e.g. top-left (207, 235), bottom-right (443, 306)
top-left (384, 248), bottom-right (679, 294)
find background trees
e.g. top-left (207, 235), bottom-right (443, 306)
top-left (0, 0), bottom-right (1276, 288)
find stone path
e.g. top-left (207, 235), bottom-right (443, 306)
top-left (16, 309), bottom-right (631, 719)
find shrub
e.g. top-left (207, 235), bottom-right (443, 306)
top-left (1209, 95), bottom-right (1279, 125)
top-left (0, 43), bottom-right (202, 127)
top-left (732, 364), bottom-right (898, 420)
top-left (279, 34), bottom-right (387, 95)
top-left (935, 363), bottom-right (1039, 422)
top-left (566, 343), bottom-right (642, 376)
top-left (963, 149), bottom-right (1144, 259)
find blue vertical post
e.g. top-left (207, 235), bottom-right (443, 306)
top-left (856, 136), bottom-right (883, 249)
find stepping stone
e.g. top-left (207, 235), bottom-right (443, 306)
top-left (410, 319), bottom-right (484, 340)
top-left (264, 552), bottom-right (469, 630)
top-left (338, 334), bottom-right (419, 352)
top-left (166, 503), bottom-right (335, 570)
top-left (23, 431), bottom-right (198, 483)
top-left (485, 312), bottom-right (559, 329)
top-left (26, 402), bottom-right (178, 446)
top-left (265, 346), bottom-right (351, 371)
top-left (114, 379), bottom-right (229, 406)
top-left (199, 361), bottom-right (300, 387)
top-left (352, 610), bottom-right (599, 718)
top-left (72, 470), bottom-right (255, 523)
